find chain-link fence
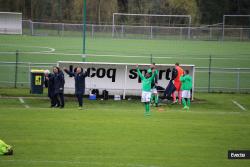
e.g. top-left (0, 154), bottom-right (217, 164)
top-left (0, 61), bottom-right (56, 88)
top-left (195, 67), bottom-right (250, 93)
top-left (0, 61), bottom-right (249, 93)
top-left (22, 20), bottom-right (250, 41)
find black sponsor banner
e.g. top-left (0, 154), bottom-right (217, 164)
top-left (228, 150), bottom-right (250, 159)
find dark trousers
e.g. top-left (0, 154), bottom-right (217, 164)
top-left (76, 94), bottom-right (83, 107)
top-left (55, 93), bottom-right (64, 107)
top-left (49, 94), bottom-right (56, 107)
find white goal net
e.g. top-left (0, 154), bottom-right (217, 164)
top-left (0, 12), bottom-right (22, 35)
top-left (222, 15), bottom-right (250, 40)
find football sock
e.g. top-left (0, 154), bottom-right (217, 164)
top-left (144, 103), bottom-right (150, 115)
top-left (147, 103), bottom-right (150, 112)
top-left (182, 98), bottom-right (187, 107)
top-left (155, 94), bottom-right (159, 104)
top-left (187, 98), bottom-right (191, 107)
top-left (150, 95), bottom-right (154, 103)
top-left (144, 103), bottom-right (148, 112)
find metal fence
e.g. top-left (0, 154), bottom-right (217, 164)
top-left (0, 62), bottom-right (55, 88)
top-left (0, 61), bottom-right (249, 93)
top-left (22, 20), bottom-right (250, 41)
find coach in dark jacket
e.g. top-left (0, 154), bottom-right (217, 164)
top-left (44, 70), bottom-right (56, 107)
top-left (53, 67), bottom-right (65, 108)
top-left (64, 67), bottom-right (87, 109)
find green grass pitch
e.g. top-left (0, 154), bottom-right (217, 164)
top-left (0, 34), bottom-right (250, 166)
top-left (0, 35), bottom-right (250, 89)
top-left (0, 88), bottom-right (250, 167)
top-left (0, 35), bottom-right (250, 68)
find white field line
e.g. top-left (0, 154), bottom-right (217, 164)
top-left (18, 97), bottom-right (30, 108)
top-left (0, 44), bottom-right (55, 53)
top-left (0, 159), bottom-right (156, 167)
top-left (232, 100), bottom-right (247, 111)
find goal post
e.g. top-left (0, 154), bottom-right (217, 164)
top-left (222, 15), bottom-right (250, 40)
top-left (0, 12), bottom-right (22, 35)
top-left (112, 13), bottom-right (192, 39)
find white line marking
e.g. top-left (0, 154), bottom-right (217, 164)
top-left (24, 105), bottom-right (30, 108)
top-left (232, 100), bottom-right (247, 111)
top-left (0, 44), bottom-right (55, 53)
top-left (18, 97), bottom-right (25, 103)
top-left (18, 97), bottom-right (30, 108)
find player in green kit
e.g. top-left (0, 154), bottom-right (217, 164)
top-left (0, 139), bottom-right (13, 155)
top-left (136, 64), bottom-right (157, 116)
top-left (148, 63), bottom-right (159, 107)
top-left (180, 70), bottom-right (192, 110)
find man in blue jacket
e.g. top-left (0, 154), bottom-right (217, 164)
top-left (64, 66), bottom-right (88, 109)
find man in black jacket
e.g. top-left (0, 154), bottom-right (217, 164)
top-left (44, 70), bottom-right (56, 107)
top-left (53, 67), bottom-right (65, 108)
top-left (64, 66), bottom-right (88, 109)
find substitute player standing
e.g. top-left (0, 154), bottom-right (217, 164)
top-left (180, 70), bottom-right (192, 110)
top-left (136, 64), bottom-right (157, 116)
top-left (172, 63), bottom-right (184, 104)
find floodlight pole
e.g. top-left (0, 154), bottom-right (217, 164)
top-left (82, 0), bottom-right (87, 62)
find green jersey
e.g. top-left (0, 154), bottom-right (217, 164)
top-left (0, 139), bottom-right (11, 155)
top-left (180, 74), bottom-right (192, 90)
top-left (137, 68), bottom-right (157, 92)
top-left (147, 69), bottom-right (158, 88)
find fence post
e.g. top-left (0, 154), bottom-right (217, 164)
top-left (121, 25), bottom-right (124, 38)
top-left (150, 54), bottom-right (153, 64)
top-left (237, 68), bottom-right (240, 92)
top-left (180, 27), bottom-right (183, 40)
top-left (92, 24), bottom-right (94, 38)
top-left (240, 28), bottom-right (243, 41)
top-left (14, 50), bottom-right (19, 88)
top-left (208, 55), bottom-right (212, 92)
top-left (150, 26), bottom-right (153, 39)
top-left (209, 27), bottom-right (212, 40)
top-left (61, 23), bottom-right (64, 36)
top-left (28, 62), bottom-right (31, 89)
top-left (57, 23), bottom-right (60, 36)
top-left (30, 20), bottom-right (33, 35)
